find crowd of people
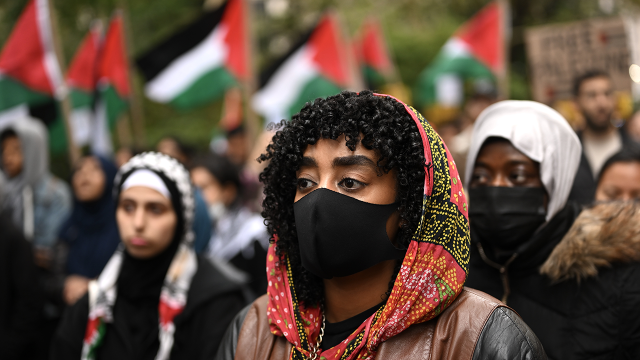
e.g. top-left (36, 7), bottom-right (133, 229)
top-left (1, 69), bottom-right (640, 359)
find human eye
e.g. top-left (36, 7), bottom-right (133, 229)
top-left (510, 166), bottom-right (535, 185)
top-left (120, 201), bottom-right (135, 213)
top-left (338, 177), bottom-right (366, 191)
top-left (148, 204), bottom-right (166, 215)
top-left (296, 178), bottom-right (316, 191)
top-left (470, 170), bottom-right (489, 186)
top-left (510, 171), bottom-right (527, 184)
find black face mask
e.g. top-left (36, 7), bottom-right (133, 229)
top-left (293, 188), bottom-right (406, 279)
top-left (468, 187), bottom-right (547, 253)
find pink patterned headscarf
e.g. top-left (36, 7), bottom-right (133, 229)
top-left (266, 94), bottom-right (470, 359)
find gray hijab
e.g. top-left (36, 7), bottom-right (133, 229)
top-left (1, 118), bottom-right (50, 233)
top-left (464, 100), bottom-right (582, 221)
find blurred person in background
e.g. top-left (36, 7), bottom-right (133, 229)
top-left (211, 123), bottom-right (264, 212)
top-left (51, 152), bottom-right (248, 359)
top-left (216, 92), bottom-right (545, 360)
top-left (571, 70), bottom-right (638, 204)
top-left (434, 121), bottom-right (459, 152)
top-left (449, 92), bottom-right (496, 182)
top-left (625, 109), bottom-right (640, 143)
top-left (224, 125), bottom-right (250, 167)
top-left (0, 173), bottom-right (44, 360)
top-left (465, 101), bottom-right (640, 359)
top-left (0, 118), bottom-right (71, 269)
top-left (157, 136), bottom-right (194, 167)
top-left (52, 155), bottom-right (120, 307)
top-left (114, 146), bottom-right (144, 168)
top-left (595, 145), bottom-right (640, 202)
top-left (191, 153), bottom-right (269, 296)
top-left (157, 137), bottom-right (212, 255)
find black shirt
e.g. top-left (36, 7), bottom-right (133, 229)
top-left (320, 302), bottom-right (384, 351)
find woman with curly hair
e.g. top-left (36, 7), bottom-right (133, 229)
top-left (216, 91), bottom-right (546, 360)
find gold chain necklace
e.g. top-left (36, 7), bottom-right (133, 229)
top-left (308, 310), bottom-right (326, 360)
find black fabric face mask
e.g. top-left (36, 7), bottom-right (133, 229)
top-left (468, 187), bottom-right (547, 253)
top-left (293, 188), bottom-right (406, 279)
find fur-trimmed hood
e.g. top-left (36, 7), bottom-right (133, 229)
top-left (540, 201), bottom-right (640, 282)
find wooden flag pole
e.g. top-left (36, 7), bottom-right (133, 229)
top-left (498, 0), bottom-right (511, 100)
top-left (334, 10), bottom-right (364, 91)
top-left (118, 3), bottom-right (146, 148)
top-left (48, 0), bottom-right (80, 164)
top-left (240, 0), bottom-right (275, 176)
top-left (240, 0), bottom-right (260, 145)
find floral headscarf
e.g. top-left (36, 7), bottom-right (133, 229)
top-left (266, 94), bottom-right (470, 359)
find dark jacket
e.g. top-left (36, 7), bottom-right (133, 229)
top-left (0, 212), bottom-right (43, 360)
top-left (466, 201), bottom-right (640, 360)
top-left (215, 289), bottom-right (546, 360)
top-left (51, 256), bottom-right (249, 360)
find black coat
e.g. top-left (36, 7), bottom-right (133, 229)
top-left (0, 213), bottom-right (43, 359)
top-left (51, 256), bottom-right (249, 360)
top-left (466, 203), bottom-right (640, 360)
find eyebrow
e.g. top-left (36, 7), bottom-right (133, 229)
top-left (299, 155), bottom-right (378, 169)
top-left (474, 159), bottom-right (536, 168)
top-left (332, 155), bottom-right (377, 169)
top-left (300, 156), bottom-right (318, 167)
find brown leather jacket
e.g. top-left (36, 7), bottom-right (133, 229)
top-left (215, 288), bottom-right (546, 360)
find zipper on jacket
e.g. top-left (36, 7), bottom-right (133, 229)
top-left (477, 243), bottom-right (518, 304)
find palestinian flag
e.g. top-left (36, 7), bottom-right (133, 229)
top-left (136, 0), bottom-right (249, 110)
top-left (356, 19), bottom-right (396, 89)
top-left (414, 1), bottom-right (505, 121)
top-left (66, 26), bottom-right (101, 147)
top-left (0, 0), bottom-right (69, 153)
top-left (253, 14), bottom-right (356, 125)
top-left (94, 14), bottom-right (130, 155)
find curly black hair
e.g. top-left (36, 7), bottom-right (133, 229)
top-left (258, 90), bottom-right (426, 307)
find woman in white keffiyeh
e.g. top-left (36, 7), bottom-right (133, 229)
top-left (51, 152), bottom-right (249, 360)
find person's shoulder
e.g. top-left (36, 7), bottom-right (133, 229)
top-left (0, 211), bottom-right (26, 244)
top-left (377, 289), bottom-right (545, 359)
top-left (473, 307), bottom-right (547, 360)
top-left (36, 174), bottom-right (71, 204)
top-left (540, 201), bottom-right (640, 283)
top-left (187, 256), bottom-right (250, 306)
top-left (214, 294), bottom-right (270, 360)
top-left (447, 289), bottom-right (546, 359)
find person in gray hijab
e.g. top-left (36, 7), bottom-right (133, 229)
top-left (0, 167), bottom-right (45, 360)
top-left (0, 118), bottom-right (71, 268)
top-left (464, 100), bottom-right (640, 359)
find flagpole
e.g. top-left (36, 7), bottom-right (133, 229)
top-left (333, 10), bottom-right (365, 91)
top-left (240, 0), bottom-right (259, 145)
top-left (498, 0), bottom-right (511, 100)
top-left (239, 0), bottom-right (274, 177)
top-left (118, 4), bottom-right (146, 148)
top-left (48, 0), bottom-right (81, 164)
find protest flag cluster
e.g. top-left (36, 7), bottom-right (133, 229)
top-left (0, 0), bottom-right (508, 159)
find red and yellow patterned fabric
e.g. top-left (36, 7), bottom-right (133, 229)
top-left (266, 94), bottom-right (470, 360)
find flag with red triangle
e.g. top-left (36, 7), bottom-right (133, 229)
top-left (66, 25), bottom-right (101, 147)
top-left (93, 13), bottom-right (130, 155)
top-left (136, 0), bottom-right (249, 109)
top-left (355, 19), bottom-right (396, 89)
top-left (253, 13), bottom-right (360, 124)
top-left (0, 0), bottom-right (69, 153)
top-left (414, 1), bottom-right (505, 119)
